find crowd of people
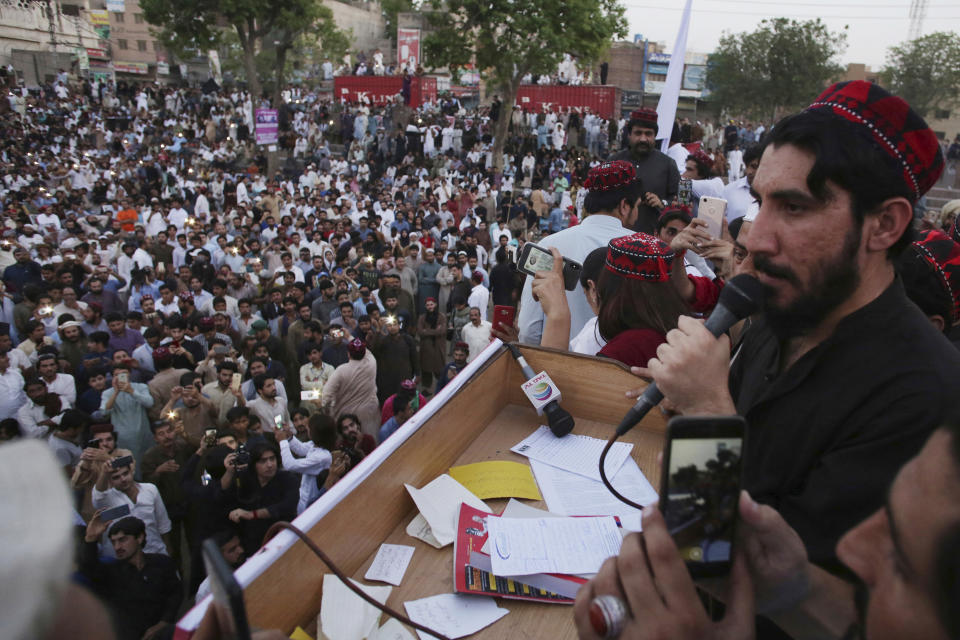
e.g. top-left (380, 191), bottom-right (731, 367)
top-left (4, 53), bottom-right (960, 640)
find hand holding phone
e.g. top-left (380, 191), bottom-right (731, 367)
top-left (99, 503), bottom-right (131, 522)
top-left (491, 305), bottom-right (516, 335)
top-left (517, 242), bottom-right (582, 291)
top-left (660, 415), bottom-right (746, 577)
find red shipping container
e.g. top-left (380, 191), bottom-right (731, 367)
top-left (514, 85), bottom-right (621, 119)
top-left (333, 75), bottom-right (437, 108)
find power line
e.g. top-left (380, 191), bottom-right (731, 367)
top-left (620, 3), bottom-right (960, 18)
top-left (692, 0), bottom-right (947, 6)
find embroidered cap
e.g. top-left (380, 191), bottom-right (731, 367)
top-left (605, 233), bottom-right (674, 282)
top-left (912, 229), bottom-right (960, 323)
top-left (628, 108), bottom-right (659, 133)
top-left (584, 161), bottom-right (637, 193)
top-left (688, 149), bottom-right (714, 169)
top-left (347, 338), bottom-right (366, 358)
top-left (805, 80), bottom-right (944, 201)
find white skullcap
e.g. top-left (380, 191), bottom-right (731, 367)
top-left (0, 441), bottom-right (75, 640)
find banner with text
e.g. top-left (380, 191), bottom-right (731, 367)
top-left (397, 28), bottom-right (420, 71)
top-left (255, 108), bottom-right (279, 146)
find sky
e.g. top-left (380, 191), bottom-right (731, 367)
top-left (624, 0), bottom-right (960, 69)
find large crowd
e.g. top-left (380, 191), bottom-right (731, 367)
top-left (5, 54), bottom-right (960, 640)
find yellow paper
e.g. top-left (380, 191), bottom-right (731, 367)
top-left (290, 626), bottom-right (314, 640)
top-left (448, 461), bottom-right (543, 500)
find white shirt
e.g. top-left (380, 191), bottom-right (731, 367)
top-left (666, 143), bottom-right (689, 173)
top-left (17, 400), bottom-right (59, 438)
top-left (462, 320), bottom-right (492, 363)
top-left (278, 438), bottom-right (332, 514)
top-left (7, 348), bottom-right (29, 373)
top-left (43, 373), bottom-right (76, 409)
top-left (467, 284), bottom-right (490, 320)
top-left (568, 316), bottom-right (606, 356)
top-left (517, 214), bottom-right (633, 345)
top-left (722, 175), bottom-right (756, 221)
top-left (92, 483), bottom-right (172, 556)
top-left (0, 367), bottom-right (24, 420)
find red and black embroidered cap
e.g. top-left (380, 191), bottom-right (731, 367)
top-left (629, 108), bottom-right (659, 133)
top-left (584, 160), bottom-right (637, 192)
top-left (912, 229), bottom-right (960, 323)
top-left (805, 80), bottom-right (944, 201)
top-left (347, 338), bottom-right (366, 358)
top-left (605, 233), bottom-right (674, 282)
top-left (689, 149), bottom-right (713, 169)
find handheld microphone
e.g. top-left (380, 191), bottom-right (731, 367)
top-left (614, 274), bottom-right (765, 436)
top-left (506, 343), bottom-right (575, 437)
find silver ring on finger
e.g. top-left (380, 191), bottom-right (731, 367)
top-left (589, 594), bottom-right (628, 639)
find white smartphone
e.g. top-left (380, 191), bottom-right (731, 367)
top-left (300, 389), bottom-right (321, 401)
top-left (698, 196), bottom-right (727, 238)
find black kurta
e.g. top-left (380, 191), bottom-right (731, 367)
top-left (608, 147), bottom-right (679, 234)
top-left (730, 279), bottom-right (960, 568)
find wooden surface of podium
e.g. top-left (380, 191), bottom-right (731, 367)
top-left (177, 343), bottom-right (668, 639)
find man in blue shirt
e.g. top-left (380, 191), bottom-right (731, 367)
top-left (377, 395), bottom-right (415, 443)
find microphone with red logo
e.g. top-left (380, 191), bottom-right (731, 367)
top-left (506, 343), bottom-right (575, 437)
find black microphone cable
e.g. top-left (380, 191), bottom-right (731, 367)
top-left (264, 521), bottom-right (453, 640)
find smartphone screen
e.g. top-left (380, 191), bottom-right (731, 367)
top-left (519, 243), bottom-right (555, 275)
top-left (660, 416), bottom-right (745, 577)
top-left (273, 414), bottom-right (284, 431)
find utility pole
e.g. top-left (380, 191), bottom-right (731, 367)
top-left (908, 0), bottom-right (927, 41)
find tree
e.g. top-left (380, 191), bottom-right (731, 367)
top-left (142, 0), bottom-right (346, 106)
top-left (706, 18), bottom-right (847, 121)
top-left (381, 0), bottom-right (415, 42)
top-left (423, 0), bottom-right (626, 172)
top-left (881, 32), bottom-right (960, 118)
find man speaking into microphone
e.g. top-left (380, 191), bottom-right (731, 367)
top-left (634, 82), bottom-right (960, 569)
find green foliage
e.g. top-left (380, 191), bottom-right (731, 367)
top-left (881, 32), bottom-right (960, 118)
top-left (141, 0), bottom-right (347, 99)
top-left (382, 0), bottom-right (415, 42)
top-left (706, 18), bottom-right (847, 119)
top-left (423, 0), bottom-right (627, 90)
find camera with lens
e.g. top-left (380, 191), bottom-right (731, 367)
top-left (234, 444), bottom-right (250, 467)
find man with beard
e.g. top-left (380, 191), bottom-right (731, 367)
top-left (637, 81), bottom-right (960, 569)
top-left (575, 421), bottom-right (960, 640)
top-left (609, 108), bottom-right (679, 234)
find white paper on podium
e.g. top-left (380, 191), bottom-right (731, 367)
top-left (479, 498), bottom-right (563, 555)
top-left (364, 543), bottom-right (415, 586)
top-left (530, 457), bottom-right (656, 532)
top-left (403, 593), bottom-right (509, 640)
top-left (487, 515), bottom-right (622, 576)
top-left (369, 618), bottom-right (416, 640)
top-left (319, 574), bottom-right (392, 640)
top-left (404, 474), bottom-right (490, 547)
top-left (405, 513), bottom-right (443, 548)
top-left (511, 426), bottom-right (633, 480)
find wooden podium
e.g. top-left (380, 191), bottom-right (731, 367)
top-left (175, 341), bottom-right (668, 639)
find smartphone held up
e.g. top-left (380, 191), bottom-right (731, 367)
top-left (516, 242), bottom-right (582, 291)
top-left (659, 415), bottom-right (745, 577)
